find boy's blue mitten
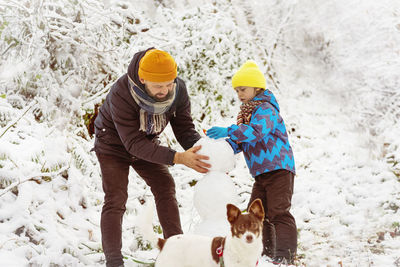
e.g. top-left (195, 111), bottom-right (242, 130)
top-left (206, 126), bottom-right (228, 139)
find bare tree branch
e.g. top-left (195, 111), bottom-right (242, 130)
top-left (0, 165), bottom-right (69, 198)
top-left (0, 99), bottom-right (38, 139)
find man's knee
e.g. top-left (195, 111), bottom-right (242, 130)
top-left (150, 175), bottom-right (176, 197)
top-left (153, 189), bottom-right (177, 204)
top-left (103, 191), bottom-right (128, 211)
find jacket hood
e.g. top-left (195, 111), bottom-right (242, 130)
top-left (253, 89), bottom-right (280, 112)
top-left (127, 47), bottom-right (155, 90)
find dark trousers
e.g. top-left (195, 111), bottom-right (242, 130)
top-left (248, 169), bottom-right (297, 261)
top-left (96, 152), bottom-right (183, 267)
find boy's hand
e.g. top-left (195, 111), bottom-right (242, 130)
top-left (206, 126), bottom-right (228, 139)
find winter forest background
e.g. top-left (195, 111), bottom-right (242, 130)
top-left (0, 0), bottom-right (400, 266)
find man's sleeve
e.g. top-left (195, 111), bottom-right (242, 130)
top-left (170, 80), bottom-right (201, 150)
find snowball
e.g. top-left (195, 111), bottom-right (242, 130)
top-left (193, 172), bottom-right (239, 221)
top-left (194, 137), bottom-right (235, 172)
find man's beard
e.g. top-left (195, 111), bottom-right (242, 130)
top-left (144, 85), bottom-right (174, 102)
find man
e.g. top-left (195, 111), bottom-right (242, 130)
top-left (93, 48), bottom-right (210, 267)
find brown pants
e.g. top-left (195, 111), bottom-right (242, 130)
top-left (96, 152), bottom-right (183, 267)
top-left (248, 169), bottom-right (297, 261)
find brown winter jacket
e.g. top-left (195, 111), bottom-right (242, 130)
top-left (93, 48), bottom-right (201, 165)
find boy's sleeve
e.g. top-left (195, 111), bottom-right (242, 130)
top-left (226, 138), bottom-right (242, 154)
top-left (227, 104), bottom-right (277, 144)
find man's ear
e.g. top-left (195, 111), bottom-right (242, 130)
top-left (139, 78), bottom-right (145, 84)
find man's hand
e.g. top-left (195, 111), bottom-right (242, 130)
top-left (173, 145), bottom-right (211, 173)
top-left (206, 126), bottom-right (228, 139)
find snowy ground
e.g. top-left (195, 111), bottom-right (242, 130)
top-left (285, 85), bottom-right (400, 266)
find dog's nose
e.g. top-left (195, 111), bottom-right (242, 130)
top-left (246, 235), bottom-right (253, 243)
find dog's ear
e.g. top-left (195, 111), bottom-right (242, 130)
top-left (249, 198), bottom-right (265, 221)
top-left (227, 204), bottom-right (241, 224)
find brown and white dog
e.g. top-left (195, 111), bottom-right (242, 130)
top-left (154, 199), bottom-right (265, 267)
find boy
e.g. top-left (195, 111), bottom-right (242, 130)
top-left (207, 60), bottom-right (297, 265)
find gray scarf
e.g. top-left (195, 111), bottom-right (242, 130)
top-left (128, 75), bottom-right (177, 135)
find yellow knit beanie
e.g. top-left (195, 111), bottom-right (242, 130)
top-left (138, 49), bottom-right (177, 82)
top-left (232, 60), bottom-right (266, 89)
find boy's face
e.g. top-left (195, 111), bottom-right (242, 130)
top-left (140, 78), bottom-right (175, 102)
top-left (234, 86), bottom-right (261, 103)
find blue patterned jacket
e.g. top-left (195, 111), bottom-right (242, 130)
top-left (226, 90), bottom-right (295, 177)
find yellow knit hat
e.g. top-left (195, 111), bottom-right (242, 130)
top-left (138, 49), bottom-right (177, 82)
top-left (232, 60), bottom-right (266, 89)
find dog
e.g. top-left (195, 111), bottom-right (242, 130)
top-left (154, 198), bottom-right (265, 267)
